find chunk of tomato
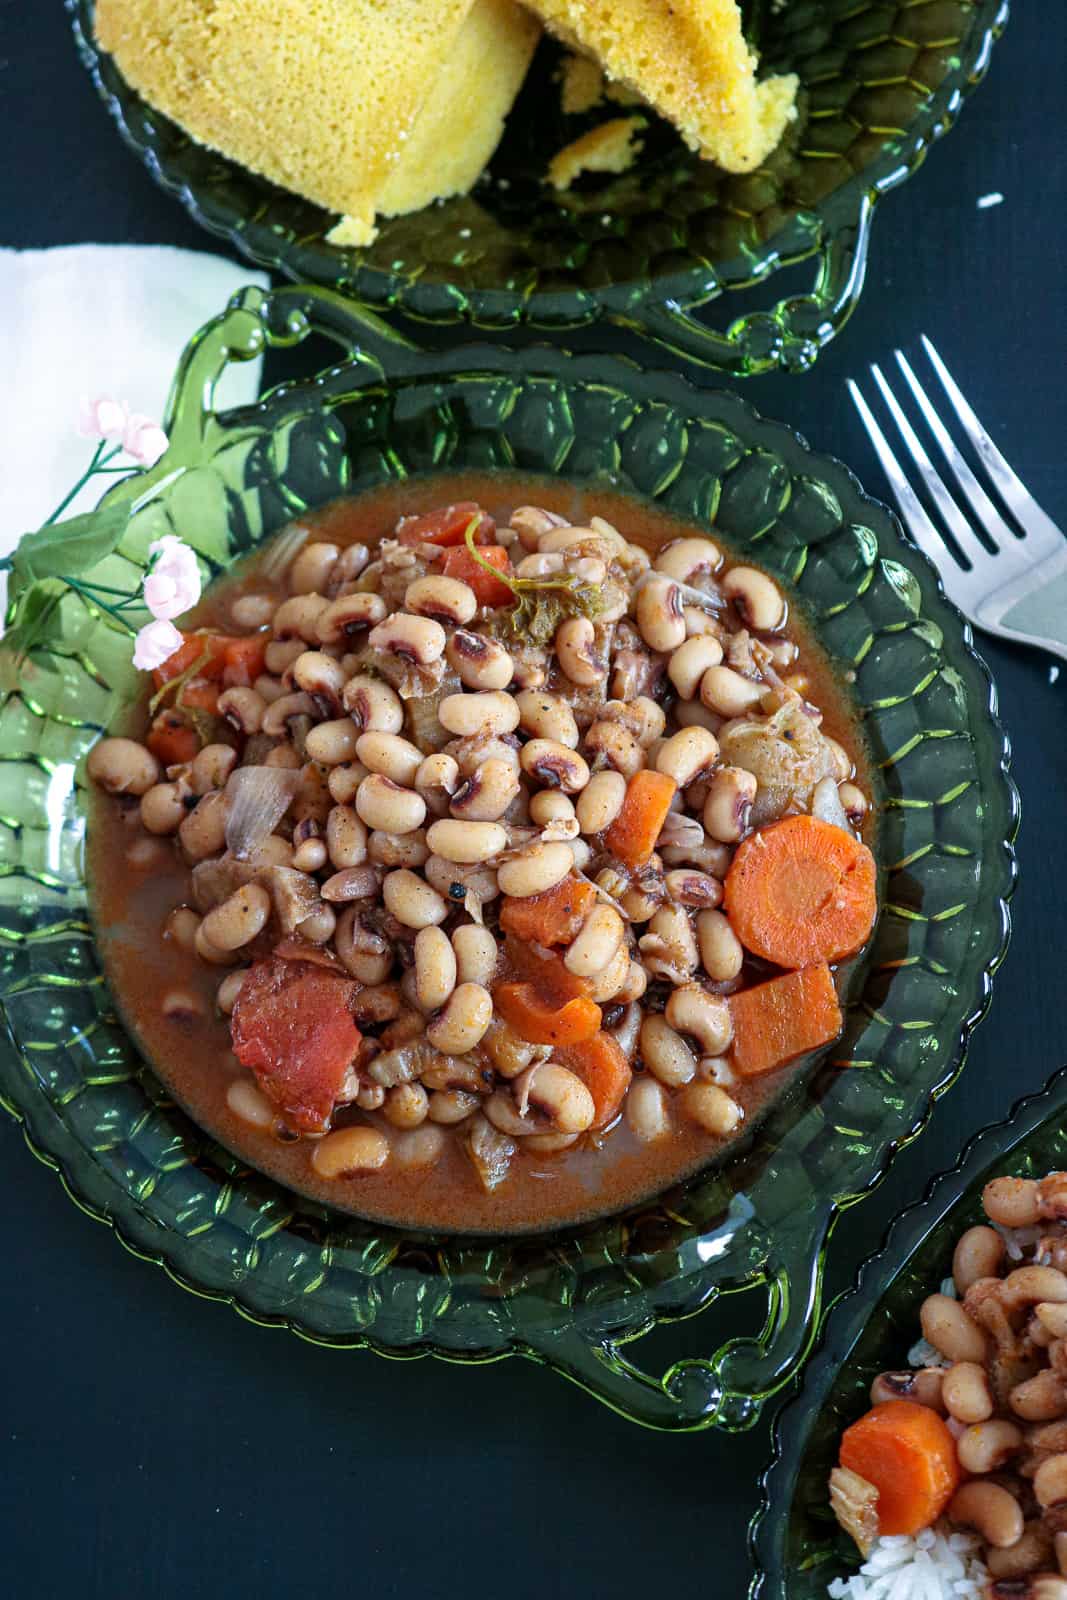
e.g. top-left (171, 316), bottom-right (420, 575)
top-left (230, 957), bottom-right (362, 1133)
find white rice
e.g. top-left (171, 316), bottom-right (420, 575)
top-left (827, 1526), bottom-right (987, 1600)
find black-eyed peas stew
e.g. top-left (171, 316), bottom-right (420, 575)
top-left (89, 479), bottom-right (876, 1233)
top-left (829, 1174), bottom-right (1067, 1599)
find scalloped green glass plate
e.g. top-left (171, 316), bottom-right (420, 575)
top-left (69, 0), bottom-right (1008, 376)
top-left (750, 1066), bottom-right (1067, 1595)
top-left (0, 285), bottom-right (1017, 1430)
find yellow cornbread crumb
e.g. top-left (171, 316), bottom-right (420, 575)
top-left (560, 51), bottom-right (606, 114)
top-left (95, 0), bottom-right (540, 234)
top-left (548, 117), bottom-right (646, 189)
top-left (524, 0), bottom-right (798, 173)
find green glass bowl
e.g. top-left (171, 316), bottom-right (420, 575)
top-left (750, 1066), bottom-right (1067, 1596)
top-left (0, 285), bottom-right (1017, 1430)
top-left (68, 0), bottom-right (1007, 376)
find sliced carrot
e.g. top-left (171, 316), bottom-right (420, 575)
top-left (177, 677), bottom-right (220, 714)
top-left (728, 963), bottom-right (842, 1078)
top-left (604, 768), bottom-right (678, 868)
top-left (723, 813), bottom-right (877, 969)
top-left (493, 982), bottom-right (602, 1047)
top-left (230, 956), bottom-right (362, 1133)
top-left (396, 502), bottom-right (495, 548)
top-left (839, 1400), bottom-right (960, 1537)
top-left (557, 1032), bottom-right (632, 1128)
top-left (504, 938), bottom-right (590, 1007)
top-left (153, 634), bottom-right (212, 687)
top-left (441, 544), bottom-right (515, 608)
top-left (499, 875), bottom-right (597, 948)
top-left (152, 631), bottom-right (267, 692)
top-left (146, 710), bottom-right (199, 766)
top-left (220, 634), bottom-right (268, 687)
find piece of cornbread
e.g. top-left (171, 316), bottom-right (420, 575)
top-left (549, 117), bottom-right (646, 189)
top-left (523, 0), bottom-right (797, 173)
top-left (95, 0), bottom-right (541, 243)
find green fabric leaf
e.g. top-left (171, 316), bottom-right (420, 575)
top-left (11, 503), bottom-right (131, 585)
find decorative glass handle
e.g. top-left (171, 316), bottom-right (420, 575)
top-left (613, 194), bottom-right (874, 376)
top-left (524, 1217), bottom-right (830, 1433)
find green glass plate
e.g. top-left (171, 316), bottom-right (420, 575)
top-left (0, 285), bottom-right (1017, 1430)
top-left (68, 0), bottom-right (1007, 376)
top-left (750, 1066), bottom-right (1067, 1595)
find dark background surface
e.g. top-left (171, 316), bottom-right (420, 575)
top-left (1, 7), bottom-right (1064, 1598)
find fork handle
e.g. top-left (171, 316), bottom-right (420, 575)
top-left (977, 546), bottom-right (1067, 662)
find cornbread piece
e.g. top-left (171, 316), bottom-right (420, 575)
top-left (548, 117), bottom-right (646, 189)
top-left (523, 0), bottom-right (798, 173)
top-left (95, 0), bottom-right (541, 244)
top-left (559, 52), bottom-right (643, 114)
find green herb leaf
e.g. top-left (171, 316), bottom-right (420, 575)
top-left (11, 503), bottom-right (131, 586)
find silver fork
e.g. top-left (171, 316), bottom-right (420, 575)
top-left (848, 335), bottom-right (1067, 661)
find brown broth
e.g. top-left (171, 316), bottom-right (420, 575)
top-left (88, 473), bottom-right (874, 1236)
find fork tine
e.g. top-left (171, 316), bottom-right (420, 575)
top-left (921, 335), bottom-right (1066, 562)
top-left (894, 350), bottom-right (1018, 552)
top-left (869, 363), bottom-right (994, 572)
top-left (847, 379), bottom-right (975, 601)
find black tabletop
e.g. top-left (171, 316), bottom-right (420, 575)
top-left (3, 8), bottom-right (1064, 1599)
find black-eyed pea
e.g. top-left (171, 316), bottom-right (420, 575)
top-left (703, 767), bottom-right (758, 844)
top-left (667, 635), bottom-right (724, 699)
top-left (326, 803), bottom-right (368, 868)
top-left (722, 565), bottom-right (786, 631)
top-left (218, 685), bottom-right (266, 734)
top-left (509, 505), bottom-right (567, 548)
top-left (162, 989), bottom-right (205, 1022)
top-left (355, 773), bottom-right (426, 834)
top-left (315, 592), bottom-right (387, 646)
top-left (983, 1176), bottom-right (1043, 1228)
top-left (230, 593), bottom-right (275, 629)
top-left (296, 902), bottom-right (337, 945)
top-left (1011, 1370), bottom-right (1067, 1422)
top-left (674, 699), bottom-right (723, 735)
top-left (216, 968), bottom-right (248, 1016)
top-left (289, 540), bottom-right (340, 595)
top-left (335, 906), bottom-right (393, 983)
top-left (327, 542), bottom-right (370, 592)
top-left (179, 790), bottom-right (229, 862)
top-left (680, 1082), bottom-right (743, 1136)
top-left (368, 829), bottom-right (430, 870)
top-left (626, 1077), bottom-right (671, 1143)
top-left (452, 925), bottom-right (499, 988)
top-left (424, 855), bottom-right (499, 905)
top-left (194, 919), bottom-right (240, 966)
top-left (438, 690), bottom-right (520, 739)
top-left (342, 674), bottom-right (404, 734)
top-left (368, 612), bottom-right (446, 666)
top-left (164, 906), bottom-right (201, 953)
top-left (450, 760), bottom-right (521, 823)
top-left (615, 961), bottom-right (648, 1004)
top-left (427, 1090), bottom-right (481, 1127)
top-left (586, 942), bottom-right (631, 1003)
top-left (985, 1524), bottom-right (1058, 1584)
top-left (920, 1294), bottom-right (989, 1365)
top-left (524, 1131), bottom-right (580, 1154)
top-left (264, 638), bottom-right (306, 676)
top-left (263, 742), bottom-right (302, 772)
top-left (869, 1369), bottom-right (946, 1413)
top-left (555, 616), bottom-right (604, 686)
top-left (327, 763), bottom-right (364, 805)
top-left (956, 1418), bottom-right (1024, 1475)
top-left (654, 537), bottom-right (722, 583)
top-left (665, 984), bottom-right (733, 1055)
top-left (639, 904), bottom-right (698, 982)
top-left (953, 1225), bottom-right (1007, 1294)
top-left (824, 737), bottom-right (853, 783)
top-left (291, 650), bottom-right (346, 710)
top-left (576, 771), bottom-right (627, 835)
top-left (191, 743), bottom-right (237, 795)
top-left (226, 1077), bottom-right (275, 1128)
top-left (640, 1015), bottom-right (697, 1087)
top-left (414, 926), bottom-right (457, 1013)
top-left (665, 870), bottom-right (722, 910)
top-left (1038, 1305), bottom-right (1067, 1340)
top-left (529, 790), bottom-right (576, 828)
top-left (635, 577), bottom-right (687, 654)
top-left (584, 720), bottom-right (642, 778)
top-left (518, 1063), bottom-right (594, 1133)
top-left (392, 1125), bottom-right (448, 1168)
top-left (88, 737), bottom-right (160, 796)
top-left (292, 836), bottom-right (328, 873)
top-left (696, 909), bottom-right (744, 982)
top-left (520, 739), bottom-right (590, 794)
top-left (354, 732), bottom-right (425, 788)
top-left (404, 574), bottom-right (477, 626)
top-left (1001, 1266), bottom-right (1067, 1310)
top-left (514, 690), bottom-right (579, 749)
top-left (426, 982), bottom-right (493, 1054)
top-left (1034, 1454), bottom-right (1067, 1510)
top-left (383, 869), bottom-right (448, 930)
top-left (383, 1082), bottom-right (430, 1129)
top-left (839, 783), bottom-right (869, 825)
top-left (655, 727), bottom-right (719, 788)
top-left (942, 1361), bottom-right (994, 1424)
top-left (305, 717), bottom-right (361, 766)
top-left (485, 1092), bottom-right (537, 1137)
top-left (565, 905), bottom-right (626, 977)
top-left (261, 690), bottom-right (315, 740)
top-left (141, 782), bottom-right (187, 835)
top-left (445, 631), bottom-right (515, 691)
top-left (497, 841), bottom-right (573, 898)
top-left (425, 819), bottom-right (508, 864)
top-left (700, 665), bottom-right (763, 718)
top-left (320, 865), bottom-right (380, 903)
top-left (415, 752), bottom-right (461, 816)
top-left (948, 1480), bottom-right (1024, 1550)
top-left (311, 1126), bottom-right (390, 1178)
top-left (272, 593), bottom-right (328, 643)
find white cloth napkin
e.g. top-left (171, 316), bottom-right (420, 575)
top-left (0, 244), bottom-right (268, 618)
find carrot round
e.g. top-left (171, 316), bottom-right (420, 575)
top-left (557, 1032), bottom-right (632, 1128)
top-left (441, 544), bottom-right (514, 608)
top-left (152, 631), bottom-right (267, 692)
top-left (504, 939), bottom-right (590, 1007)
top-left (604, 769), bottom-right (678, 867)
top-left (724, 813), bottom-right (877, 969)
top-left (146, 710), bottom-right (199, 766)
top-left (728, 962), bottom-right (842, 1077)
top-left (395, 502), bottom-right (494, 548)
top-left (499, 875), bottom-right (597, 948)
top-left (493, 982), bottom-right (601, 1046)
top-left (839, 1400), bottom-right (960, 1537)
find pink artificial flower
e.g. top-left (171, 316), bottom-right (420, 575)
top-left (78, 395), bottom-right (128, 443)
top-left (143, 535), bottom-right (201, 621)
top-left (123, 413), bottom-right (169, 467)
top-left (132, 617), bottom-right (184, 673)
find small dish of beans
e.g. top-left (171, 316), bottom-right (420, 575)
top-left (87, 481), bottom-right (877, 1233)
top-left (829, 1172), bottom-right (1067, 1597)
